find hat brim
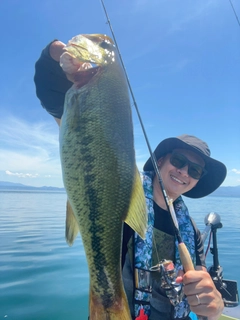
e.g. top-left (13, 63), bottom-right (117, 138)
top-left (143, 137), bottom-right (227, 198)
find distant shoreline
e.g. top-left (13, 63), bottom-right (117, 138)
top-left (0, 188), bottom-right (66, 193)
top-left (0, 181), bottom-right (65, 192)
top-left (0, 181), bottom-right (239, 198)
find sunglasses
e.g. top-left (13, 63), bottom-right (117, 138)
top-left (169, 152), bottom-right (207, 180)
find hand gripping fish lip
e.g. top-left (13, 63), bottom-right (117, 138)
top-left (61, 34), bottom-right (116, 67)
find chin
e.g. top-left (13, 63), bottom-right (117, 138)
top-left (167, 186), bottom-right (188, 199)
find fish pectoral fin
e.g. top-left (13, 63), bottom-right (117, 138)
top-left (124, 167), bottom-right (147, 240)
top-left (65, 200), bottom-right (79, 246)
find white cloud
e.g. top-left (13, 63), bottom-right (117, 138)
top-left (0, 116), bottom-right (59, 153)
top-left (0, 116), bottom-right (62, 186)
top-left (230, 169), bottom-right (240, 175)
top-left (6, 170), bottom-right (39, 178)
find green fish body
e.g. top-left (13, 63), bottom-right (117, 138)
top-left (59, 34), bottom-right (147, 320)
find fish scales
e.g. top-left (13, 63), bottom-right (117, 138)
top-left (62, 59), bottom-right (134, 304)
top-left (59, 34), bottom-right (147, 319)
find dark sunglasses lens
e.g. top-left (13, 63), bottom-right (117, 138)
top-left (170, 154), bottom-right (187, 169)
top-left (171, 153), bottom-right (204, 180)
top-left (188, 164), bottom-right (203, 180)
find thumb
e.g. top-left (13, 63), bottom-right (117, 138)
top-left (176, 269), bottom-right (184, 283)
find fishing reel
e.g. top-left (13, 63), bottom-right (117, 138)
top-left (150, 259), bottom-right (184, 306)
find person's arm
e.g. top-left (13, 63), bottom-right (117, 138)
top-left (183, 222), bottom-right (224, 319)
top-left (49, 41), bottom-right (67, 126)
top-left (34, 40), bottom-right (73, 124)
top-left (121, 223), bottom-right (134, 269)
top-left (34, 40), bottom-right (93, 126)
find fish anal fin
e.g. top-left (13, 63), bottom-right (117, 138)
top-left (124, 167), bottom-right (147, 239)
top-left (65, 200), bottom-right (79, 246)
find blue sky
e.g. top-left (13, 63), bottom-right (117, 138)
top-left (0, 0), bottom-right (239, 188)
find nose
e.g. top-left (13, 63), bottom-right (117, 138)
top-left (177, 165), bottom-right (189, 176)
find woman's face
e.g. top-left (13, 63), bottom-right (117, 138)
top-left (157, 148), bottom-right (205, 199)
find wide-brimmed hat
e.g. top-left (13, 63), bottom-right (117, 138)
top-left (143, 134), bottom-right (227, 198)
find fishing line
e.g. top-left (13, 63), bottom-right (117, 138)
top-left (100, 0), bottom-right (196, 273)
top-left (99, 0), bottom-right (187, 249)
top-left (228, 0), bottom-right (240, 27)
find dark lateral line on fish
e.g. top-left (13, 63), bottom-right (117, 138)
top-left (100, 0), bottom-right (182, 243)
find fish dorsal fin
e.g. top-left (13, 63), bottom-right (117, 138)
top-left (124, 167), bottom-right (147, 240)
top-left (65, 200), bottom-right (79, 246)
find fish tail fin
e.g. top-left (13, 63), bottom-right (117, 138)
top-left (124, 166), bottom-right (147, 239)
top-left (65, 200), bottom-right (79, 246)
top-left (89, 288), bottom-right (132, 320)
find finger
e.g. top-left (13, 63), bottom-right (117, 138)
top-left (175, 276), bottom-right (183, 283)
top-left (182, 270), bottom-right (205, 284)
top-left (175, 269), bottom-right (184, 283)
top-left (187, 294), bottom-right (211, 317)
top-left (187, 294), bottom-right (203, 307)
top-left (50, 41), bottom-right (66, 62)
top-left (190, 303), bottom-right (217, 318)
top-left (190, 305), bottom-right (208, 317)
top-left (177, 269), bottom-right (184, 277)
top-left (79, 63), bottom-right (92, 70)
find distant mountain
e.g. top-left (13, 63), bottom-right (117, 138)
top-left (0, 181), bottom-right (65, 191)
top-left (210, 185), bottom-right (240, 198)
top-left (0, 181), bottom-right (26, 187)
top-left (0, 181), bottom-right (239, 197)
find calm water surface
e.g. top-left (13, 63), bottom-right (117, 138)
top-left (0, 191), bottom-right (239, 320)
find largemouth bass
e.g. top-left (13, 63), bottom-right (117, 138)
top-left (59, 34), bottom-right (147, 320)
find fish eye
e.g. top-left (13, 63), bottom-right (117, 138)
top-left (99, 41), bottom-right (113, 50)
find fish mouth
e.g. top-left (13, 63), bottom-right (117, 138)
top-left (60, 49), bottom-right (100, 87)
top-left (72, 66), bottom-right (100, 88)
top-left (63, 33), bottom-right (115, 65)
top-left (60, 33), bottom-right (116, 87)
top-left (81, 34), bottom-right (114, 45)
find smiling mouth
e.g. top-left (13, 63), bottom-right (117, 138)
top-left (170, 174), bottom-right (186, 185)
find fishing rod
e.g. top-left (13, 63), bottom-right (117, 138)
top-left (100, 0), bottom-right (194, 272)
top-left (228, 0), bottom-right (240, 27)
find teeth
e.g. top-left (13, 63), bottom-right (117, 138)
top-left (171, 175), bottom-right (185, 184)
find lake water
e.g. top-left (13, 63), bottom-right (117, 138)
top-left (0, 190), bottom-right (239, 320)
